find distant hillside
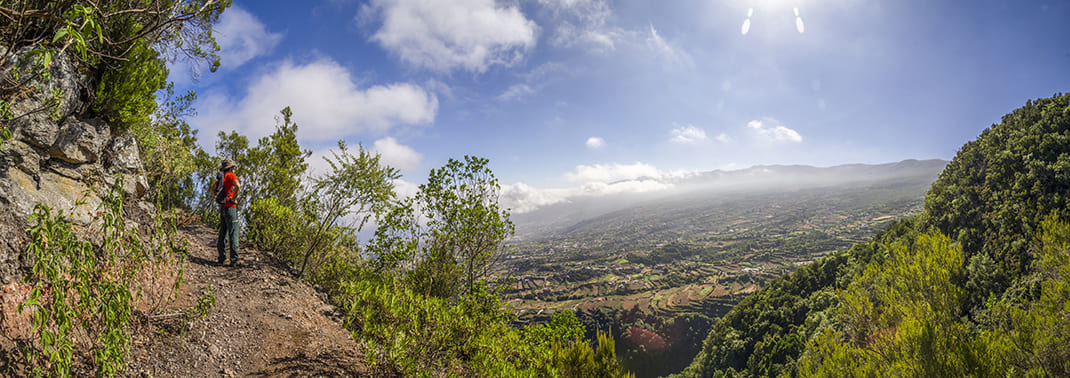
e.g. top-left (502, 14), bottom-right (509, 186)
top-left (512, 159), bottom-right (947, 240)
top-left (677, 93), bottom-right (1070, 377)
top-left (501, 159), bottom-right (946, 377)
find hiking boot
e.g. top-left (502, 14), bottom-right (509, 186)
top-left (228, 259), bottom-right (241, 267)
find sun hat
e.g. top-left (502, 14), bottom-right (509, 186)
top-left (220, 158), bottom-right (237, 171)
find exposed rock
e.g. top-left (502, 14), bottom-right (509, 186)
top-left (0, 212), bottom-right (28, 284)
top-left (49, 117), bottom-right (109, 164)
top-left (105, 131), bottom-right (144, 173)
top-left (3, 46), bottom-right (85, 148)
top-left (0, 48), bottom-right (152, 284)
top-left (45, 159), bottom-right (84, 180)
top-left (14, 117), bottom-right (59, 149)
top-left (35, 171), bottom-right (101, 226)
top-left (1, 139), bottom-right (46, 178)
top-left (1, 46), bottom-right (86, 122)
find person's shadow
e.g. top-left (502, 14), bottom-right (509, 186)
top-left (188, 255), bottom-right (226, 267)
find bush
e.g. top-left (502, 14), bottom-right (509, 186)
top-left (17, 176), bottom-right (187, 377)
top-left (340, 272), bottom-right (633, 377)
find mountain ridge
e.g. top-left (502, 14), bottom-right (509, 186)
top-left (513, 159), bottom-right (947, 240)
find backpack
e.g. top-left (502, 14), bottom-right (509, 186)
top-left (214, 171), bottom-right (229, 205)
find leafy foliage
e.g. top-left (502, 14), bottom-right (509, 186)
top-left (0, 0), bottom-right (229, 131)
top-left (981, 215), bottom-right (1070, 376)
top-left (801, 217), bottom-right (1070, 377)
top-left (242, 107), bottom-right (311, 210)
top-left (675, 220), bottom-right (915, 377)
top-left (800, 232), bottom-right (995, 377)
top-left (17, 176), bottom-right (187, 377)
top-left (138, 84), bottom-right (202, 209)
top-left (91, 38), bottom-right (167, 131)
top-left (340, 274), bottom-right (632, 377)
top-left (298, 141), bottom-right (398, 278)
top-left (921, 93), bottom-right (1070, 306)
top-left (369, 156), bottom-right (515, 299)
top-left (679, 94), bottom-right (1070, 377)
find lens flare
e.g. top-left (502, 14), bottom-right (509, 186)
top-left (795, 7), bottom-right (805, 34)
top-left (738, 3), bottom-right (806, 36)
top-left (742, 7), bottom-right (753, 35)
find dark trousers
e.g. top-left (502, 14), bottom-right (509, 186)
top-left (217, 206), bottom-right (239, 262)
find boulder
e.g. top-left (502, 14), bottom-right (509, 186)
top-left (0, 48), bottom-right (154, 284)
top-left (102, 172), bottom-right (150, 198)
top-left (45, 159), bottom-right (83, 181)
top-left (0, 140), bottom-right (46, 178)
top-left (14, 117), bottom-right (59, 149)
top-left (1, 45), bottom-right (86, 123)
top-left (105, 131), bottom-right (143, 173)
top-left (50, 117), bottom-right (109, 164)
top-left (3, 46), bottom-right (86, 148)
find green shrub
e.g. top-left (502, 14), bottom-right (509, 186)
top-left (338, 272), bottom-right (633, 377)
top-left (18, 176), bottom-right (186, 377)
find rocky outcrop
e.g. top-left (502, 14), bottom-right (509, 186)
top-left (0, 47), bottom-right (153, 284)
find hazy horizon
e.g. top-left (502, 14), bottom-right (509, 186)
top-left (170, 1), bottom-right (1068, 210)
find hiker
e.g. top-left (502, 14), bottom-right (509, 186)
top-left (213, 158), bottom-right (242, 266)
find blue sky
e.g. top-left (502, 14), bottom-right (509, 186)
top-left (172, 0), bottom-right (1070, 212)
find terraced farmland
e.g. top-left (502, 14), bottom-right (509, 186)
top-left (495, 161), bottom-right (945, 377)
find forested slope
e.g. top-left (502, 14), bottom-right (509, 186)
top-left (678, 93), bottom-right (1070, 377)
top-left (0, 2), bottom-right (636, 376)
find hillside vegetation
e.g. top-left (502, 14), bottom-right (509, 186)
top-left (4, 2), bottom-right (1068, 377)
top-left (501, 161), bottom-right (944, 377)
top-left (678, 93), bottom-right (1070, 377)
top-left (1, 2), bottom-right (633, 376)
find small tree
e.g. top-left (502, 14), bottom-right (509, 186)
top-left (243, 107), bottom-right (310, 209)
top-left (298, 141), bottom-right (399, 278)
top-left (369, 156), bottom-right (514, 298)
top-left (141, 84), bottom-right (202, 210)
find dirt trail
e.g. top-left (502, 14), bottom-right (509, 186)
top-left (126, 223), bottom-right (366, 377)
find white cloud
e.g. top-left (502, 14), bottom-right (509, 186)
top-left (501, 182), bottom-right (572, 213)
top-left (499, 83), bottom-right (535, 101)
top-left (537, 0), bottom-right (620, 51)
top-left (214, 7), bottom-right (283, 69)
top-left (715, 133), bottom-right (731, 143)
top-left (306, 141), bottom-right (421, 184)
top-left (372, 137), bottom-right (422, 171)
top-left (502, 178), bottom-right (673, 214)
top-left (585, 136), bottom-right (605, 149)
top-left (747, 119), bottom-right (803, 143)
top-left (194, 58), bottom-right (437, 144)
top-left (646, 25), bottom-right (693, 68)
top-left (577, 180), bottom-right (672, 196)
top-left (392, 178), bottom-right (421, 199)
top-left (363, 0), bottom-right (537, 72)
top-left (500, 161), bottom-right (703, 213)
top-left (564, 162), bottom-right (662, 183)
top-left (305, 148), bottom-right (334, 180)
top-left (670, 124), bottom-right (707, 144)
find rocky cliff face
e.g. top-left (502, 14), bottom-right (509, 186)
top-left (0, 47), bottom-right (152, 284)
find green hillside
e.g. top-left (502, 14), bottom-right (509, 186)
top-left (677, 93), bottom-right (1070, 377)
top-left (503, 161), bottom-right (944, 377)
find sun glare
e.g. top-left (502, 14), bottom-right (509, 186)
top-left (749, 0), bottom-right (795, 11)
top-left (739, 0), bottom-right (806, 35)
